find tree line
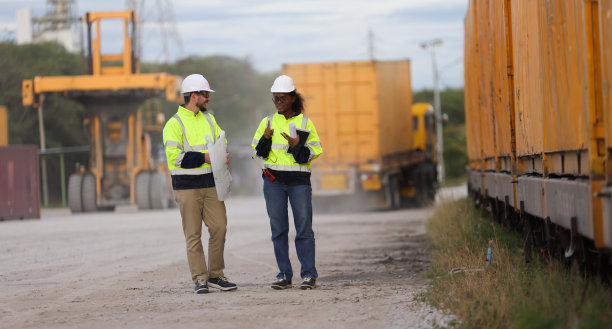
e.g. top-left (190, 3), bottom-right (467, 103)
top-left (0, 41), bottom-right (467, 183)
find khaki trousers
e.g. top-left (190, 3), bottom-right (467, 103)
top-left (174, 187), bottom-right (227, 283)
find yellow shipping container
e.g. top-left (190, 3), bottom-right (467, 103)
top-left (464, 0), bottom-right (482, 169)
top-left (283, 60), bottom-right (437, 209)
top-left (512, 0), bottom-right (544, 161)
top-left (477, 0), bottom-right (497, 166)
top-left (538, 0), bottom-right (591, 175)
top-left (490, 0), bottom-right (513, 168)
top-left (464, 0), bottom-right (612, 252)
top-left (0, 106), bottom-right (7, 146)
top-left (283, 60), bottom-right (413, 166)
top-left (602, 0), bottom-right (612, 181)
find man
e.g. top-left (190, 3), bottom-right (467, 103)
top-left (163, 73), bottom-right (237, 294)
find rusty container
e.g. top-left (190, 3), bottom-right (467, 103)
top-left (599, 0), bottom-right (612, 248)
top-left (538, 0), bottom-right (591, 176)
top-left (512, 0), bottom-right (545, 161)
top-left (0, 145), bottom-right (40, 220)
top-left (464, 0), bottom-right (482, 169)
top-left (490, 0), bottom-right (513, 166)
top-left (602, 0), bottom-right (612, 182)
top-left (476, 0), bottom-right (497, 166)
top-left (282, 60), bottom-right (413, 166)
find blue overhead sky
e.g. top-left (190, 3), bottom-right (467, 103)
top-left (0, 0), bottom-right (467, 90)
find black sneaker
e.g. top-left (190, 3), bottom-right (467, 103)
top-left (271, 277), bottom-right (292, 290)
top-left (300, 277), bottom-right (316, 290)
top-left (194, 280), bottom-right (209, 294)
top-left (208, 277), bottom-right (237, 291)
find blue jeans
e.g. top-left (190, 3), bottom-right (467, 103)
top-left (263, 179), bottom-right (317, 280)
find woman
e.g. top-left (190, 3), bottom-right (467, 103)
top-left (251, 75), bottom-right (323, 290)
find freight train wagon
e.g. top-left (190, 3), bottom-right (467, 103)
top-left (464, 0), bottom-right (612, 271)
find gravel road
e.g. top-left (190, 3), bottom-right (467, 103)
top-left (0, 187), bottom-right (464, 329)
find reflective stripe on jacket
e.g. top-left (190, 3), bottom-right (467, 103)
top-left (163, 105), bottom-right (221, 189)
top-left (251, 112), bottom-right (323, 173)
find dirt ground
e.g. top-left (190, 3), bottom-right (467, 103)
top-left (0, 187), bottom-right (465, 329)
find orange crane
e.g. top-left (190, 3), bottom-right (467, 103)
top-left (22, 11), bottom-right (181, 213)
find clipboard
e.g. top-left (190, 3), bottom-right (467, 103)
top-left (286, 128), bottom-right (310, 153)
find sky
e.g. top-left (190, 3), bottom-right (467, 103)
top-left (0, 0), bottom-right (467, 90)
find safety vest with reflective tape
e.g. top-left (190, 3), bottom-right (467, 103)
top-left (163, 105), bottom-right (220, 181)
top-left (251, 112), bottom-right (323, 172)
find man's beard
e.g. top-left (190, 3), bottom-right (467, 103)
top-left (197, 103), bottom-right (207, 112)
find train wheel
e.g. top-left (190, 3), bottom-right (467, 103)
top-left (149, 171), bottom-right (168, 210)
top-left (135, 172), bottom-right (151, 210)
top-left (81, 173), bottom-right (97, 212)
top-left (68, 173), bottom-right (83, 213)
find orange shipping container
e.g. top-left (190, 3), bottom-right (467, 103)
top-left (490, 0), bottom-right (513, 166)
top-left (477, 0), bottom-right (497, 165)
top-left (538, 0), bottom-right (591, 175)
top-left (464, 0), bottom-right (612, 251)
top-left (464, 0), bottom-right (482, 169)
top-left (283, 60), bottom-right (413, 166)
top-left (282, 60), bottom-right (437, 209)
top-left (512, 0), bottom-right (545, 160)
top-left (601, 0), bottom-right (612, 181)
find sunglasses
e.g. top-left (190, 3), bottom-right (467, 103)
top-left (195, 91), bottom-right (211, 98)
top-left (272, 95), bottom-right (289, 103)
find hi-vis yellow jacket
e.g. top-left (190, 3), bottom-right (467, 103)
top-left (163, 105), bottom-right (221, 190)
top-left (252, 112), bottom-right (323, 184)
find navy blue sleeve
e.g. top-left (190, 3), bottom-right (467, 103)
top-left (288, 143), bottom-right (311, 164)
top-left (181, 151), bottom-right (205, 168)
top-left (256, 135), bottom-right (272, 158)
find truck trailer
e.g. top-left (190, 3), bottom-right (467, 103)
top-left (283, 60), bottom-right (438, 210)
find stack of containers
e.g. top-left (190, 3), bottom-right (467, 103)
top-left (464, 0), bottom-right (612, 250)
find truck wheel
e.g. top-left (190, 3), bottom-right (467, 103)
top-left (81, 173), bottom-right (97, 212)
top-left (68, 173), bottom-right (83, 213)
top-left (149, 171), bottom-right (168, 210)
top-left (427, 170), bottom-right (437, 204)
top-left (386, 176), bottom-right (401, 210)
top-left (415, 183), bottom-right (429, 207)
top-left (390, 177), bottom-right (401, 209)
top-left (416, 170), bottom-right (435, 207)
top-left (135, 172), bottom-right (151, 210)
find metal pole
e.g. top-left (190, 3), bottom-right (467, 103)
top-left (38, 94), bottom-right (49, 206)
top-left (421, 39), bottom-right (445, 185)
top-left (368, 28), bottom-right (375, 60)
top-left (431, 47), bottom-right (445, 184)
top-left (60, 153), bottom-right (66, 207)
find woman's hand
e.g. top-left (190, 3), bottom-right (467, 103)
top-left (263, 120), bottom-right (274, 139)
top-left (281, 132), bottom-right (299, 148)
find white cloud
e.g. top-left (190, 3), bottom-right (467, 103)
top-left (0, 0), bottom-right (467, 89)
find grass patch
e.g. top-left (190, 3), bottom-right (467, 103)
top-left (441, 175), bottom-right (467, 188)
top-left (425, 198), bottom-right (612, 329)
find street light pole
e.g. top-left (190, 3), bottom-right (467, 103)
top-left (421, 39), bottom-right (445, 184)
top-left (38, 93), bottom-right (49, 206)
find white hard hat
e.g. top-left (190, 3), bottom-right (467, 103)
top-left (270, 75), bottom-right (296, 93)
top-left (181, 74), bottom-right (215, 94)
